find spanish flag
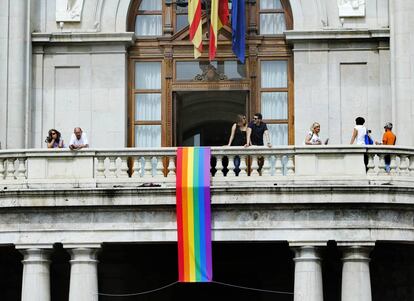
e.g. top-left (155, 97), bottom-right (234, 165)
top-left (209, 0), bottom-right (229, 61)
top-left (188, 0), bottom-right (203, 58)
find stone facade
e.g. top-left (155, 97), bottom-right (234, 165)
top-left (1, 0), bottom-right (414, 300)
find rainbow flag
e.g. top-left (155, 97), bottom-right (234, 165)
top-left (176, 147), bottom-right (212, 282)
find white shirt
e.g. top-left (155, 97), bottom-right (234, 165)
top-left (307, 131), bottom-right (321, 145)
top-left (69, 132), bottom-right (88, 147)
top-left (354, 125), bottom-right (366, 145)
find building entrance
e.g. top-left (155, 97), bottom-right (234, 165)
top-left (173, 91), bottom-right (248, 147)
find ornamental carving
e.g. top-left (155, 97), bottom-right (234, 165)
top-left (337, 0), bottom-right (365, 17)
top-left (194, 64), bottom-right (228, 81)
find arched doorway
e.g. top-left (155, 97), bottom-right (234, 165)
top-left (127, 0), bottom-right (294, 147)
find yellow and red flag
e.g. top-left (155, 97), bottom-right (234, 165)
top-left (209, 0), bottom-right (229, 61)
top-left (188, 0), bottom-right (203, 58)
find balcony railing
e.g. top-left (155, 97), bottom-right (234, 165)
top-left (0, 146), bottom-right (414, 189)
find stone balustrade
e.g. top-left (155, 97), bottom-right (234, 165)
top-left (0, 146), bottom-right (414, 189)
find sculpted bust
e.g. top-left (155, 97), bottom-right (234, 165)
top-left (56, 0), bottom-right (84, 22)
top-left (338, 0), bottom-right (365, 17)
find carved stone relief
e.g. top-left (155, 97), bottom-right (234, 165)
top-left (337, 0), bottom-right (365, 17)
top-left (56, 0), bottom-right (85, 22)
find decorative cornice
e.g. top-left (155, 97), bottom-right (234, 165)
top-left (32, 32), bottom-right (135, 45)
top-left (285, 28), bottom-right (390, 43)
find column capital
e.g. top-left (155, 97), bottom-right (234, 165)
top-left (63, 243), bottom-right (101, 249)
top-left (341, 246), bottom-right (373, 263)
top-left (15, 244), bottom-right (54, 250)
top-left (292, 246), bottom-right (322, 263)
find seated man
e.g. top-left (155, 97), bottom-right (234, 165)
top-left (69, 127), bottom-right (89, 150)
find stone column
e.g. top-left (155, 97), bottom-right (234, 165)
top-left (293, 246), bottom-right (324, 301)
top-left (20, 248), bottom-right (51, 301)
top-left (390, 0), bottom-right (414, 145)
top-left (68, 247), bottom-right (100, 301)
top-left (5, 0), bottom-right (29, 148)
top-left (341, 246), bottom-right (372, 301)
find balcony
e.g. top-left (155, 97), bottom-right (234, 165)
top-left (0, 146), bottom-right (413, 246)
top-left (1, 146), bottom-right (413, 189)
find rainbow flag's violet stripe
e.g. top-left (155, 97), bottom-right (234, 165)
top-left (176, 147), bottom-right (212, 282)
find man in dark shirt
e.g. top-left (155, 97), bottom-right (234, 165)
top-left (245, 113), bottom-right (272, 147)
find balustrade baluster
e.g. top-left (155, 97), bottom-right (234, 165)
top-left (143, 156), bottom-right (153, 178)
top-left (215, 156), bottom-right (224, 178)
top-left (378, 154), bottom-right (386, 175)
top-left (274, 155), bottom-right (283, 176)
top-left (107, 157), bottom-right (117, 178)
top-left (6, 158), bottom-right (16, 180)
top-left (96, 157), bottom-right (105, 178)
top-left (227, 155), bottom-right (236, 178)
top-left (167, 156), bottom-right (176, 178)
top-left (0, 159), bottom-right (5, 180)
top-left (399, 155), bottom-right (409, 176)
top-left (409, 156), bottom-right (414, 176)
top-left (287, 155), bottom-right (295, 175)
top-left (238, 155), bottom-right (247, 177)
top-left (131, 157), bottom-right (142, 178)
top-left (261, 155), bottom-right (271, 177)
top-left (155, 156), bottom-right (164, 178)
top-left (390, 155), bottom-right (397, 175)
top-left (366, 154), bottom-right (376, 175)
top-left (251, 156), bottom-right (259, 176)
top-left (17, 158), bottom-right (26, 180)
top-left (118, 157), bottom-right (129, 178)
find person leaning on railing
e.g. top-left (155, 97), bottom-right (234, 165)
top-left (304, 122), bottom-right (329, 145)
top-left (375, 122), bottom-right (397, 173)
top-left (245, 113), bottom-right (272, 148)
top-left (69, 127), bottom-right (89, 150)
top-left (45, 129), bottom-right (64, 148)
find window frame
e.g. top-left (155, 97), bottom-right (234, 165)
top-left (258, 57), bottom-right (293, 145)
top-left (258, 0), bottom-right (288, 36)
top-left (131, 60), bottom-right (164, 147)
top-left (130, 0), bottom-right (164, 37)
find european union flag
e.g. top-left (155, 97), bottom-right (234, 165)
top-left (231, 0), bottom-right (245, 64)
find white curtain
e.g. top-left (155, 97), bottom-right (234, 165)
top-left (261, 92), bottom-right (288, 119)
top-left (135, 62), bottom-right (161, 89)
top-left (260, 0), bottom-right (282, 9)
top-left (261, 61), bottom-right (287, 88)
top-left (267, 124), bottom-right (288, 145)
top-left (135, 15), bottom-right (162, 36)
top-left (139, 0), bottom-right (162, 10)
top-left (135, 94), bottom-right (161, 121)
top-left (260, 13), bottom-right (286, 35)
top-left (135, 125), bottom-right (161, 147)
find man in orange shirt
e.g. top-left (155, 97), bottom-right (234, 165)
top-left (376, 122), bottom-right (396, 172)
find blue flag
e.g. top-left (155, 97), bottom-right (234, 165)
top-left (231, 0), bottom-right (245, 64)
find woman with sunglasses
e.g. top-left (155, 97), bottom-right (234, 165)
top-left (45, 129), bottom-right (64, 148)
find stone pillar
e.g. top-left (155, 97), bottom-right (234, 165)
top-left (20, 248), bottom-right (51, 301)
top-left (341, 246), bottom-right (372, 301)
top-left (293, 246), bottom-right (324, 301)
top-left (5, 0), bottom-right (29, 148)
top-left (68, 247), bottom-right (100, 301)
top-left (390, 0), bottom-right (414, 145)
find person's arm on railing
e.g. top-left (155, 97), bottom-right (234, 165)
top-left (226, 123), bottom-right (236, 146)
top-left (264, 129), bottom-right (272, 148)
top-left (244, 127), bottom-right (252, 147)
top-left (350, 128), bottom-right (357, 144)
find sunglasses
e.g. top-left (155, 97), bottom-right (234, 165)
top-left (253, 117), bottom-right (259, 120)
top-left (51, 132), bottom-right (57, 135)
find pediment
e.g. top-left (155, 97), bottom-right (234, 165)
top-left (173, 15), bottom-right (233, 42)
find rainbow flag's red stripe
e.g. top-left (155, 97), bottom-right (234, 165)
top-left (176, 147), bottom-right (212, 282)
